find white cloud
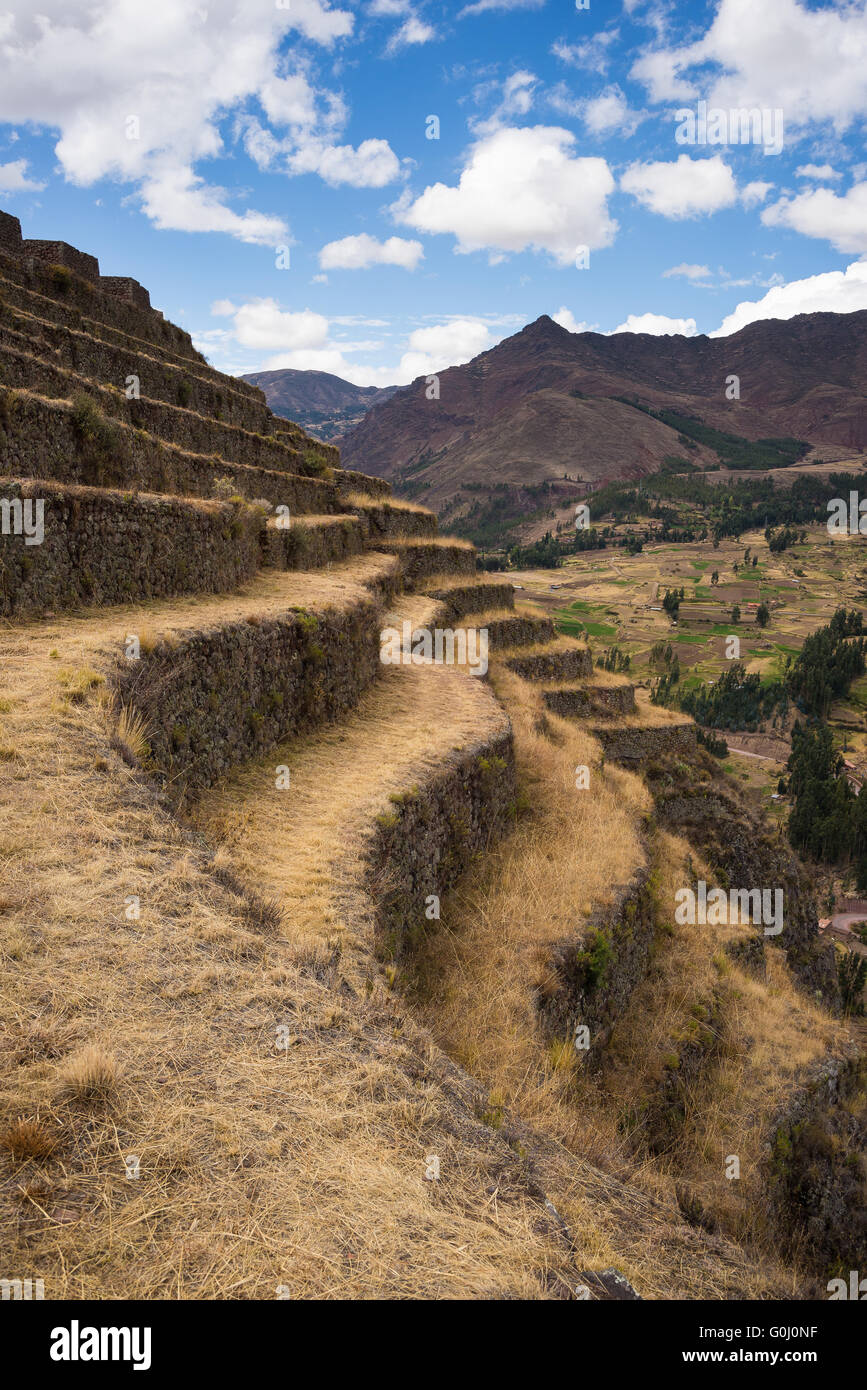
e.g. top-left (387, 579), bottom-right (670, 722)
top-left (631, 0), bottom-right (867, 134)
top-left (385, 17), bottom-right (437, 53)
top-left (0, 158), bottom-right (45, 192)
top-left (551, 32), bottom-right (619, 76)
top-left (581, 86), bottom-right (643, 137)
top-left (610, 313), bottom-right (697, 336)
top-left (761, 182), bottom-right (867, 255)
top-left (620, 154), bottom-right (737, 219)
top-left (140, 166), bottom-right (287, 245)
top-left (206, 300), bottom-right (503, 387)
top-left (460, 0), bottom-right (545, 16)
top-left (395, 125), bottom-right (616, 264)
top-left (397, 317), bottom-right (494, 377)
top-left (0, 0), bottom-right (380, 241)
top-left (289, 137), bottom-right (401, 187)
top-left (712, 261), bottom-right (867, 336)
top-left (319, 233), bottom-right (424, 270)
top-left (795, 163), bottom-right (841, 181)
top-left (741, 180), bottom-right (772, 208)
top-left (552, 306), bottom-right (592, 333)
top-left (662, 263), bottom-right (712, 282)
top-left (230, 300), bottom-right (331, 351)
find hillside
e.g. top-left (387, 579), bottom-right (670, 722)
top-left (0, 205), bottom-right (864, 1306)
top-left (242, 366), bottom-right (400, 441)
top-left (338, 312), bottom-right (867, 525)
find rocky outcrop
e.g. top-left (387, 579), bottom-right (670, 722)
top-left (765, 1053), bottom-right (867, 1275)
top-left (646, 748), bottom-right (839, 1005)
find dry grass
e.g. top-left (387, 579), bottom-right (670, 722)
top-left (60, 1046), bottom-right (119, 1103)
top-left (0, 1115), bottom-right (59, 1162)
top-left (0, 569), bottom-right (784, 1299)
top-left (407, 662), bottom-right (649, 1139)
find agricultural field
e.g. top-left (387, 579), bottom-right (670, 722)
top-left (502, 524), bottom-right (867, 810)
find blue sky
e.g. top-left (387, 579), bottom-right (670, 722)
top-left (1, 0), bottom-right (866, 385)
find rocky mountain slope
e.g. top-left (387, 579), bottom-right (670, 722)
top-left (242, 366), bottom-right (400, 441)
top-left (337, 312), bottom-right (867, 510)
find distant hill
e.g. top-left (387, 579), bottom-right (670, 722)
top-left (337, 312), bottom-right (867, 531)
top-left (242, 367), bottom-right (400, 441)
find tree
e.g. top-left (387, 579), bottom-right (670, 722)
top-left (756, 602), bottom-right (770, 627)
top-left (731, 604), bottom-right (741, 623)
top-left (711, 569), bottom-right (719, 585)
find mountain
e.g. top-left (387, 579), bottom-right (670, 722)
top-left (241, 367), bottom-right (400, 441)
top-left (337, 312), bottom-right (867, 520)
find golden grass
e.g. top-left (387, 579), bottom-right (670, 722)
top-left (0, 587), bottom-right (578, 1299)
top-left (343, 491), bottom-right (434, 517)
top-left (407, 662), bottom-right (649, 1133)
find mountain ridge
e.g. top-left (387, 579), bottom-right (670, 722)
top-left (332, 310), bottom-right (867, 510)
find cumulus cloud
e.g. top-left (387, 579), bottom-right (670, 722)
top-left (204, 300), bottom-right (503, 386)
top-left (397, 318), bottom-right (494, 377)
top-left (0, 158), bottom-right (45, 192)
top-left (552, 306), bottom-right (592, 333)
top-left (620, 154), bottom-right (737, 219)
top-left (319, 233), bottom-right (424, 270)
top-left (581, 86), bottom-right (643, 137)
top-left (761, 182), bottom-right (867, 255)
top-left (395, 125), bottom-right (616, 264)
top-left (228, 300), bottom-right (331, 352)
top-left (551, 32), bottom-right (619, 76)
top-left (140, 166), bottom-right (287, 245)
top-left (288, 138), bottom-right (401, 187)
top-left (610, 313), bottom-right (697, 336)
top-left (0, 0), bottom-right (402, 241)
top-left (631, 0), bottom-right (867, 135)
top-left (712, 261), bottom-right (867, 336)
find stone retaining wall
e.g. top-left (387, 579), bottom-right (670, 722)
top-left (0, 388), bottom-right (337, 513)
top-left (0, 246), bottom-right (202, 363)
top-left (543, 684), bottom-right (636, 719)
top-left (422, 580), bottom-right (515, 621)
top-left (0, 342), bottom-right (325, 477)
top-left (506, 646), bottom-right (593, 682)
top-left (0, 316), bottom-right (269, 431)
top-left (591, 722), bottom-right (696, 763)
top-left (263, 516), bottom-right (365, 571)
top-left (111, 597), bottom-right (383, 796)
top-left (378, 540), bottom-right (477, 586)
top-left (0, 479), bottom-right (261, 617)
top-left (368, 730), bottom-right (516, 961)
top-left (537, 867), bottom-right (658, 1064)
